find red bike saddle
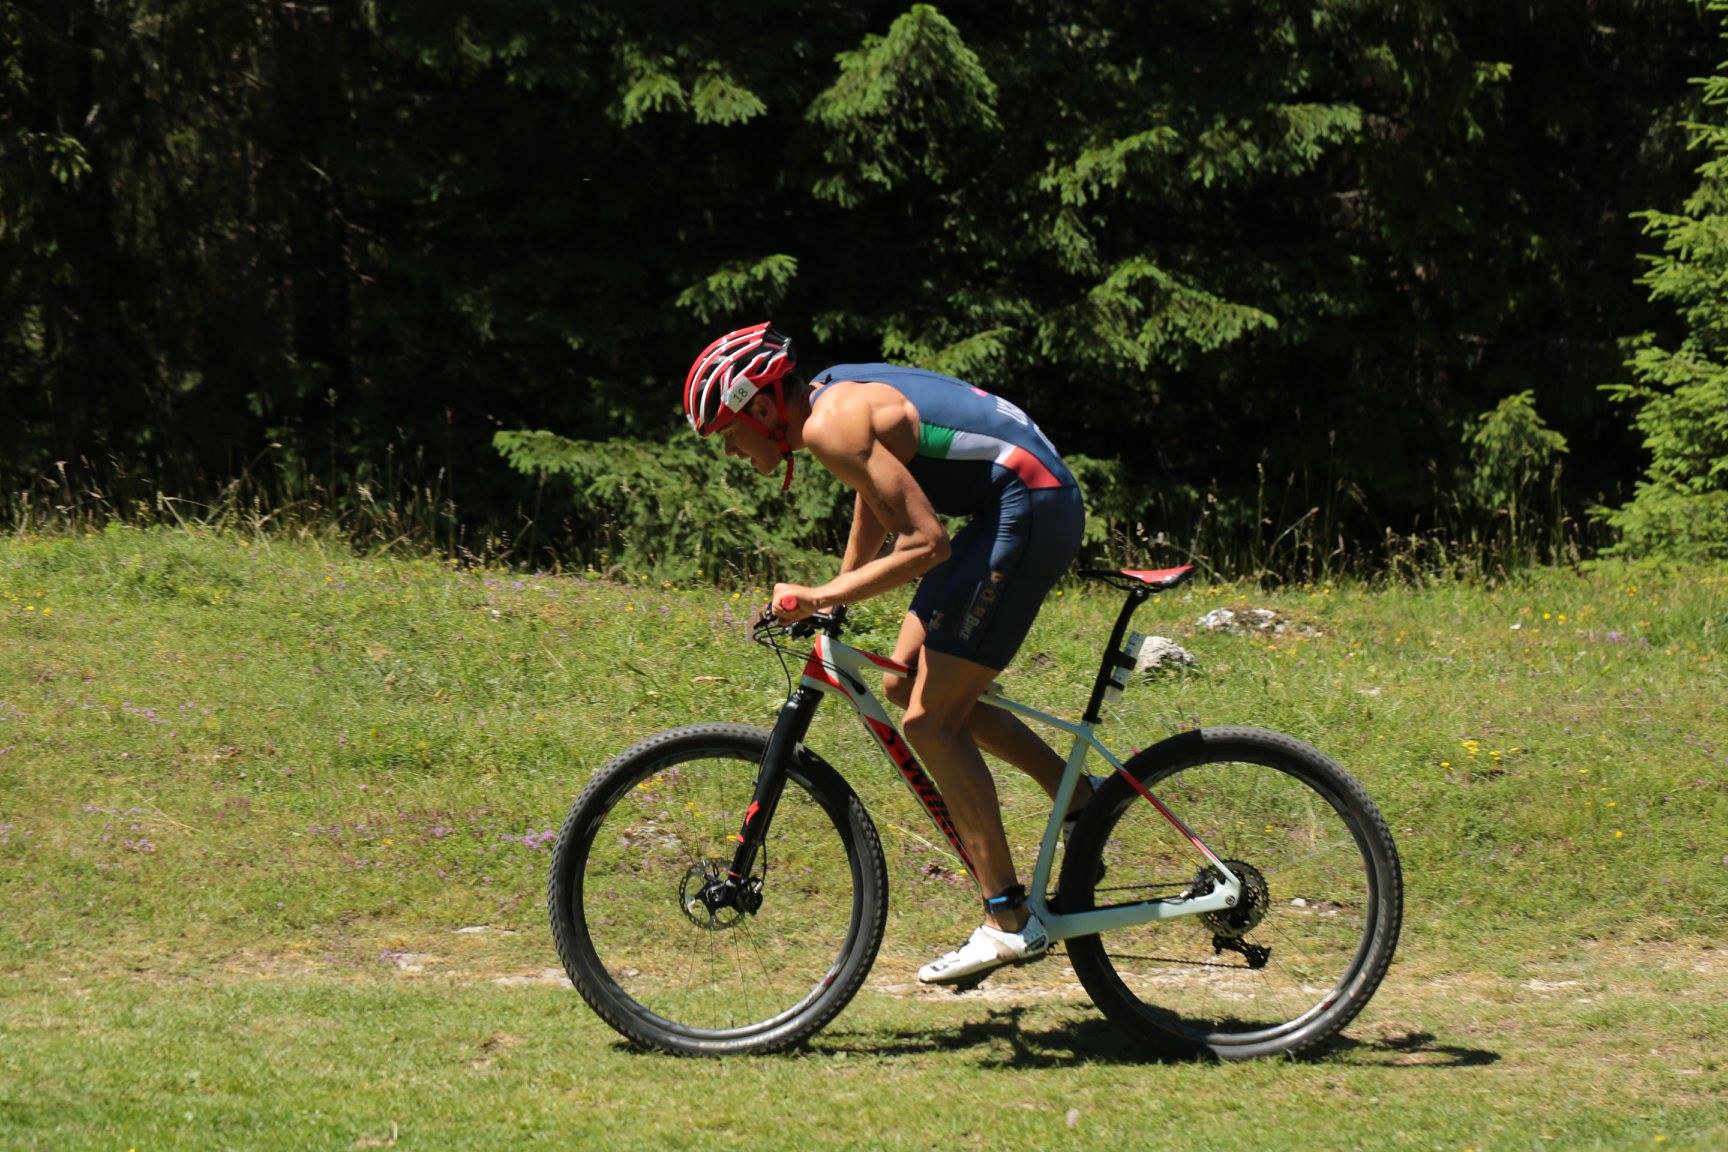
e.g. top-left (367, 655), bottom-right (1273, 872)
top-left (1079, 564), bottom-right (1196, 591)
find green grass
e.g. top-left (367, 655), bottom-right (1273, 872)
top-left (2, 526), bottom-right (1726, 1150)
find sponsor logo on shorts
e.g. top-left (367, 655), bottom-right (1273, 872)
top-left (958, 571), bottom-right (1005, 640)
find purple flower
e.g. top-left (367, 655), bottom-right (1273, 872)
top-left (1604, 630), bottom-right (1624, 643)
top-left (500, 829), bottom-right (558, 849)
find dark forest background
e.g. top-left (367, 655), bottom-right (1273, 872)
top-left (3, 1), bottom-right (1724, 578)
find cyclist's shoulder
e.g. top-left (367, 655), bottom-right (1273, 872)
top-left (807, 378), bottom-right (921, 462)
top-left (815, 362), bottom-right (982, 391)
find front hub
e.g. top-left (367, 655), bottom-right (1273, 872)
top-left (678, 860), bottom-right (760, 929)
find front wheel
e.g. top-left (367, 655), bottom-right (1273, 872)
top-left (1059, 727), bottom-right (1402, 1060)
top-left (549, 723), bottom-right (888, 1056)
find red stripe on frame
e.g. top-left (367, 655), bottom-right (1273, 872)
top-left (861, 651), bottom-right (911, 676)
top-left (802, 652), bottom-right (843, 692)
top-left (864, 716), bottom-right (978, 876)
top-left (1112, 767), bottom-right (1228, 870)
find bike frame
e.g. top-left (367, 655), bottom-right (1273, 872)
top-left (729, 629), bottom-right (1243, 943)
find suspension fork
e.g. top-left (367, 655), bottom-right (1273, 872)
top-left (723, 686), bottom-right (823, 885)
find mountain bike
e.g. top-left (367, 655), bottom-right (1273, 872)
top-left (549, 565), bottom-right (1402, 1059)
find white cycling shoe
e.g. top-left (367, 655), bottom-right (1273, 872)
top-left (917, 912), bottom-right (1049, 986)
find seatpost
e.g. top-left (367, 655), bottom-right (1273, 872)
top-left (1082, 585), bottom-right (1151, 725)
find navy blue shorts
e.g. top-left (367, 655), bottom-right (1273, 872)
top-left (910, 485), bottom-right (1084, 671)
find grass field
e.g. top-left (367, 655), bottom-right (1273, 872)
top-left (2, 526), bottom-right (1725, 1150)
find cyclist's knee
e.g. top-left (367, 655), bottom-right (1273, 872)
top-left (902, 706), bottom-right (964, 753)
top-left (883, 671), bottom-right (913, 710)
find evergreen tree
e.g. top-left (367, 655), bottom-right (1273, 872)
top-left (1602, 1), bottom-right (1728, 558)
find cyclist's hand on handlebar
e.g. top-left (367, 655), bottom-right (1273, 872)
top-left (770, 582), bottom-right (820, 624)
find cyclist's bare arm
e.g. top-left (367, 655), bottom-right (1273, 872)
top-left (839, 491), bottom-right (889, 575)
top-left (776, 387), bottom-right (948, 618)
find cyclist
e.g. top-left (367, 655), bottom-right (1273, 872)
top-left (683, 321), bottom-right (1087, 985)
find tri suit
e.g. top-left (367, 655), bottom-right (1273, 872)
top-left (809, 363), bottom-right (1085, 671)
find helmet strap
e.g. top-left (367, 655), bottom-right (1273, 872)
top-left (732, 383), bottom-right (796, 493)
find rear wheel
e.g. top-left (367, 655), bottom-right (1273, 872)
top-left (549, 723), bottom-right (888, 1056)
top-left (1059, 727), bottom-right (1402, 1060)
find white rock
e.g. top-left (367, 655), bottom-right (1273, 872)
top-left (1136, 636), bottom-right (1196, 671)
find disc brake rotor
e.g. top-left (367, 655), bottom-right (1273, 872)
top-left (679, 860), bottom-right (748, 930)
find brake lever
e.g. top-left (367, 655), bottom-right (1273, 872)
top-left (750, 598), bottom-right (846, 641)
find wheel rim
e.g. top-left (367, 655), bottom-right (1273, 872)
top-left (571, 746), bottom-right (865, 1039)
top-left (1085, 756), bottom-right (1380, 1048)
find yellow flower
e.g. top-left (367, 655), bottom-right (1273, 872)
top-left (41, 607), bottom-right (52, 617)
top-left (1558, 613), bottom-right (1567, 623)
top-left (1441, 760), bottom-right (1451, 769)
top-left (1542, 611), bottom-right (1552, 621)
top-left (1614, 830), bottom-right (1624, 839)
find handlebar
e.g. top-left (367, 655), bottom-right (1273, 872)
top-left (752, 601), bottom-right (849, 641)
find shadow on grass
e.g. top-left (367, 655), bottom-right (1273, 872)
top-left (811, 1010), bottom-right (1499, 1070)
top-left (1311, 1029), bottom-right (1501, 1069)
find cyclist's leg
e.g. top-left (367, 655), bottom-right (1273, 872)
top-left (884, 615), bottom-right (1086, 821)
top-left (898, 485), bottom-right (1086, 815)
top-left (900, 648), bottom-right (1027, 931)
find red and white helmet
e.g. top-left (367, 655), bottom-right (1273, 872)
top-left (683, 322), bottom-right (801, 490)
top-left (683, 322), bottom-right (797, 436)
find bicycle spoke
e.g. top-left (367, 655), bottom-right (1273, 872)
top-left (1061, 733), bottom-right (1399, 1058)
top-left (574, 747), bottom-right (861, 1037)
